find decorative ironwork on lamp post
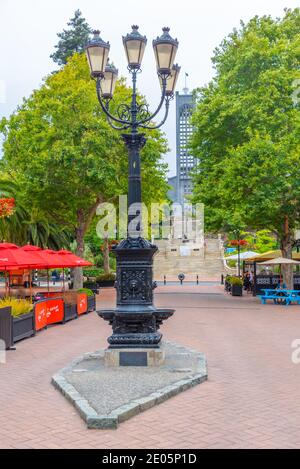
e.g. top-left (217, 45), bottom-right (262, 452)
top-left (86, 26), bottom-right (180, 349)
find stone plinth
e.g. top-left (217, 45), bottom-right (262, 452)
top-left (51, 341), bottom-right (207, 429)
top-left (104, 347), bottom-right (165, 367)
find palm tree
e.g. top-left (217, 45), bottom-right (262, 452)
top-left (0, 178), bottom-right (72, 248)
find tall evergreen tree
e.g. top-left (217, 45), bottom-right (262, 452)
top-left (50, 9), bottom-right (92, 66)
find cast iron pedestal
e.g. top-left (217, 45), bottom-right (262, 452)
top-left (98, 236), bottom-right (174, 349)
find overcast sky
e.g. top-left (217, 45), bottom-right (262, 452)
top-left (0, 0), bottom-right (299, 176)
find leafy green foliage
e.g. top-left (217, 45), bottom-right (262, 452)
top-left (1, 53), bottom-right (124, 232)
top-left (0, 53), bottom-right (167, 287)
top-left (0, 298), bottom-right (33, 317)
top-left (191, 8), bottom-right (300, 253)
top-left (243, 229), bottom-right (278, 253)
top-left (83, 267), bottom-right (103, 277)
top-left (77, 288), bottom-right (94, 297)
top-left (0, 52), bottom-right (169, 286)
top-left (0, 177), bottom-right (71, 248)
top-left (228, 276), bottom-right (243, 286)
top-left (0, 53), bottom-right (168, 243)
top-left (96, 272), bottom-right (116, 282)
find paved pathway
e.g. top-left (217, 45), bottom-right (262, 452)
top-left (1, 285), bottom-right (300, 449)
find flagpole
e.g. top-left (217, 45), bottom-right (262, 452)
top-left (184, 72), bottom-right (189, 94)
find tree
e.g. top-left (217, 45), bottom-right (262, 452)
top-left (0, 53), bottom-right (169, 287)
top-left (84, 219), bottom-right (116, 275)
top-left (243, 230), bottom-right (278, 253)
top-left (50, 10), bottom-right (92, 66)
top-left (191, 8), bottom-right (300, 287)
top-left (0, 177), bottom-right (71, 248)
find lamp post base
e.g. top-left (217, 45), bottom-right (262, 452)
top-left (98, 236), bottom-right (175, 349)
top-left (99, 307), bottom-right (174, 348)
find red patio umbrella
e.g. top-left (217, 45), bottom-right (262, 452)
top-left (21, 246), bottom-right (92, 268)
top-left (23, 247), bottom-right (73, 292)
top-left (24, 248), bottom-right (71, 268)
top-left (57, 250), bottom-right (93, 267)
top-left (21, 245), bottom-right (52, 268)
top-left (43, 249), bottom-right (72, 292)
top-left (57, 250), bottom-right (93, 291)
top-left (21, 245), bottom-right (58, 293)
top-left (0, 243), bottom-right (42, 295)
top-left (0, 243), bottom-right (20, 249)
top-left (0, 243), bottom-right (42, 269)
top-left (20, 246), bottom-right (92, 292)
top-left (21, 246), bottom-right (66, 292)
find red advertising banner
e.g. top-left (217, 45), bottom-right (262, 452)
top-left (34, 301), bottom-right (47, 331)
top-left (77, 293), bottom-right (88, 315)
top-left (45, 298), bottom-right (64, 325)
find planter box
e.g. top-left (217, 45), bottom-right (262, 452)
top-left (77, 293), bottom-right (88, 315)
top-left (97, 280), bottom-right (115, 288)
top-left (0, 306), bottom-right (13, 349)
top-left (0, 307), bottom-right (35, 346)
top-left (64, 303), bottom-right (77, 322)
top-left (45, 298), bottom-right (64, 325)
top-left (231, 284), bottom-right (243, 296)
top-left (59, 291), bottom-right (78, 305)
top-left (87, 295), bottom-right (96, 312)
top-left (12, 311), bottom-right (35, 343)
top-left (34, 300), bottom-right (48, 331)
top-left (83, 282), bottom-right (99, 295)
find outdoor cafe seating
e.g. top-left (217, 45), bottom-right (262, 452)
top-left (258, 287), bottom-right (300, 306)
top-left (0, 243), bottom-right (92, 299)
top-left (242, 250), bottom-right (300, 296)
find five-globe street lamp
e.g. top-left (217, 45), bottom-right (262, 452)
top-left (86, 25), bottom-right (180, 349)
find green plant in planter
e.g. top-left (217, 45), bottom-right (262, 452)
top-left (0, 298), bottom-right (33, 317)
top-left (77, 288), bottom-right (94, 297)
top-left (83, 267), bottom-right (104, 278)
top-left (83, 280), bottom-right (97, 287)
top-left (230, 277), bottom-right (243, 286)
top-left (96, 273), bottom-right (116, 282)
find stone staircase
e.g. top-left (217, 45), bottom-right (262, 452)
top-left (153, 236), bottom-right (227, 279)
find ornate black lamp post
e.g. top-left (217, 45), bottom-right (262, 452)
top-left (86, 26), bottom-right (180, 349)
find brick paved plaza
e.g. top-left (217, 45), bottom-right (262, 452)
top-left (1, 284), bottom-right (300, 449)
